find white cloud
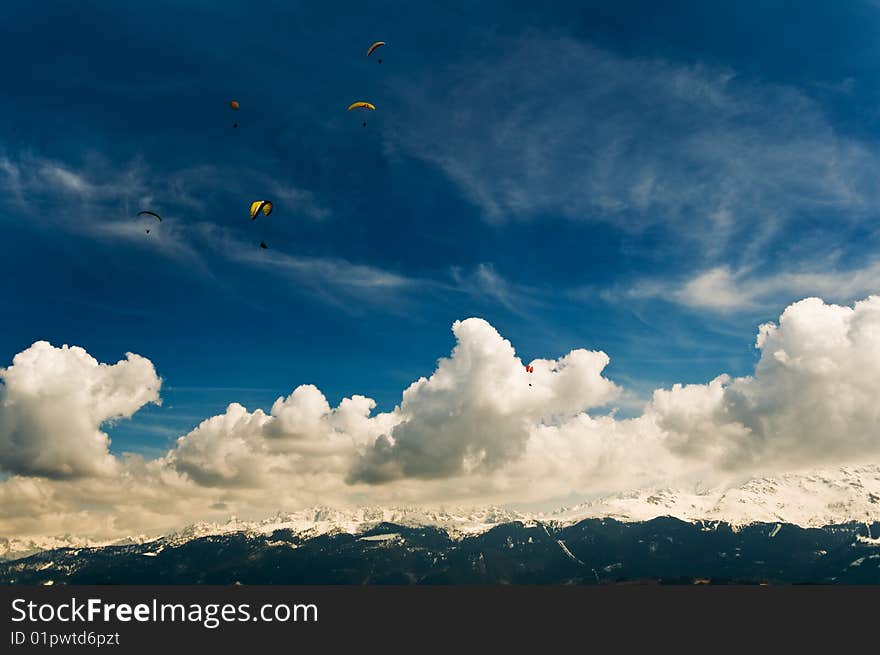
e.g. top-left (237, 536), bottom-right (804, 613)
top-left (350, 317), bottom-right (620, 482)
top-left (0, 151), bottom-right (425, 310)
top-left (647, 296), bottom-right (880, 470)
top-left (0, 152), bottom-right (204, 267)
top-left (0, 157), bottom-right (23, 201)
top-left (200, 225), bottom-right (421, 310)
top-left (39, 164), bottom-right (92, 195)
top-left (451, 263), bottom-right (541, 314)
top-left (387, 35), bottom-right (880, 259)
top-left (628, 261), bottom-right (880, 312)
top-left (675, 267), bottom-right (755, 311)
top-left (0, 153), bottom-right (151, 208)
top-left (0, 152), bottom-right (324, 223)
top-left (0, 341), bottom-right (161, 479)
top-left (167, 386), bottom-right (396, 488)
top-left (265, 181), bottom-right (330, 221)
top-left (4, 296), bottom-right (880, 540)
top-left (169, 317), bottom-right (620, 488)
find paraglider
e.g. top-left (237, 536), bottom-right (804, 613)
top-left (250, 201), bottom-right (273, 249)
top-left (249, 200), bottom-right (273, 220)
top-left (136, 210), bottom-right (161, 234)
top-left (348, 101), bottom-right (376, 127)
top-left (525, 364), bottom-right (534, 386)
top-left (367, 41), bottom-right (386, 63)
top-left (229, 100), bottom-right (240, 128)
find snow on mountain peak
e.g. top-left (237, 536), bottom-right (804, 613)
top-left (541, 464), bottom-right (880, 528)
top-left (3, 464), bottom-right (880, 561)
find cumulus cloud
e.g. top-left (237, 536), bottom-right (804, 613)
top-left (0, 341), bottom-right (161, 479)
top-left (167, 386), bottom-right (395, 488)
top-left (167, 318), bottom-right (619, 488)
top-left (3, 297), bottom-right (880, 540)
top-left (166, 403), bottom-right (272, 488)
top-left (648, 296), bottom-right (880, 470)
top-left (350, 318), bottom-right (620, 483)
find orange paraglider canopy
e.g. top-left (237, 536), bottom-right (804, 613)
top-left (229, 100), bottom-right (240, 110)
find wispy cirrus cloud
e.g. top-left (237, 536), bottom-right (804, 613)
top-left (450, 263), bottom-right (544, 315)
top-left (0, 151), bottom-right (428, 308)
top-left (192, 223), bottom-right (433, 312)
top-left (0, 151), bottom-right (327, 233)
top-left (388, 34), bottom-right (880, 267)
top-left (621, 260), bottom-right (880, 313)
top-left (2, 151), bottom-right (550, 315)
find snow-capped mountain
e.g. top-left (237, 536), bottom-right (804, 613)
top-left (148, 464), bottom-right (880, 545)
top-left (3, 464), bottom-right (879, 561)
top-left (543, 464), bottom-right (880, 528)
top-left (0, 507), bottom-right (530, 561)
top-left (161, 505), bottom-right (528, 545)
top-left (0, 534), bottom-right (154, 563)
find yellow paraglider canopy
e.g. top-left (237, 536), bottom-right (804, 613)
top-left (250, 200), bottom-right (273, 220)
top-left (347, 101), bottom-right (376, 111)
top-left (367, 41), bottom-right (385, 57)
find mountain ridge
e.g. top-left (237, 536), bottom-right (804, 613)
top-left (3, 463), bottom-right (879, 562)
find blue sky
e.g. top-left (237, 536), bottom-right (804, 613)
top-left (3, 0), bottom-right (880, 460)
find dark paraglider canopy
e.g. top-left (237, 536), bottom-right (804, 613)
top-left (260, 241), bottom-right (268, 250)
top-left (367, 41), bottom-right (386, 60)
top-left (137, 210), bottom-right (161, 234)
